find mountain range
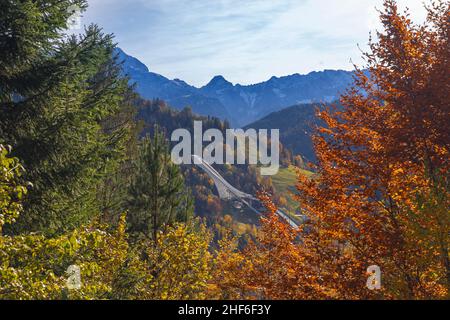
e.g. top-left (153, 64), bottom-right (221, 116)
top-left (116, 48), bottom-right (355, 127)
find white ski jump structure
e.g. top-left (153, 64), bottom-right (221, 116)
top-left (192, 155), bottom-right (299, 229)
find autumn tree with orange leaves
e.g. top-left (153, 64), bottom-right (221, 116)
top-left (215, 0), bottom-right (449, 300)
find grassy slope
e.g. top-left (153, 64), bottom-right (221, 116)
top-left (271, 165), bottom-right (314, 216)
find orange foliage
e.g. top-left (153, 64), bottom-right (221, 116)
top-left (212, 193), bottom-right (328, 299)
top-left (215, 0), bottom-right (449, 300)
top-left (295, 0), bottom-right (449, 299)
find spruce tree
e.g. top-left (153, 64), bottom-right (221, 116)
top-left (127, 126), bottom-right (193, 241)
top-left (0, 1), bottom-right (135, 234)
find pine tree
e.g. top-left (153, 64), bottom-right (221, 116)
top-left (127, 126), bottom-right (194, 241)
top-left (0, 1), bottom-right (135, 234)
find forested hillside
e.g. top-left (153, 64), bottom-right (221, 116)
top-left (245, 102), bottom-right (329, 162)
top-left (135, 98), bottom-right (301, 225)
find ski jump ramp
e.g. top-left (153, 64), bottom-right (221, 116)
top-left (192, 155), bottom-right (299, 228)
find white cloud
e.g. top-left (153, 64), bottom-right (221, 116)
top-left (83, 0), bottom-right (428, 86)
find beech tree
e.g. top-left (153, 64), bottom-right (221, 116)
top-left (295, 0), bottom-right (449, 299)
top-left (216, 0), bottom-right (449, 300)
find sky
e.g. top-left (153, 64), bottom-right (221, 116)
top-left (80, 0), bottom-right (428, 87)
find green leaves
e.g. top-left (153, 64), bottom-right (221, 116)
top-left (0, 145), bottom-right (27, 233)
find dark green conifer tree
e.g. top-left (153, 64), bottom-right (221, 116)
top-left (127, 126), bottom-right (194, 241)
top-left (0, 0), bottom-right (135, 234)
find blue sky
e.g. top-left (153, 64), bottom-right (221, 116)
top-left (82, 0), bottom-right (427, 87)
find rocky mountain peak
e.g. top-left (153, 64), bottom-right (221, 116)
top-left (204, 75), bottom-right (233, 89)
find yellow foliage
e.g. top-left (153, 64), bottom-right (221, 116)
top-left (143, 221), bottom-right (212, 300)
top-left (0, 215), bottom-right (129, 299)
top-left (0, 145), bottom-right (27, 233)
